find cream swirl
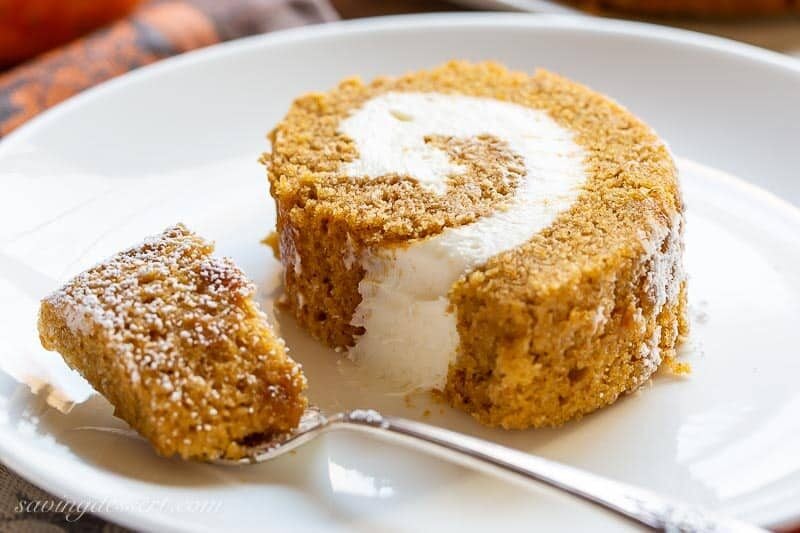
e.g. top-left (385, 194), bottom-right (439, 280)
top-left (339, 92), bottom-right (587, 390)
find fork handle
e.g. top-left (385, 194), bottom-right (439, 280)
top-left (334, 410), bottom-right (765, 533)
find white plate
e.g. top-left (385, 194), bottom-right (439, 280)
top-left (1, 14), bottom-right (800, 532)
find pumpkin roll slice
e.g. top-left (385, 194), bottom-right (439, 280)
top-left (267, 61), bottom-right (687, 429)
top-left (38, 224), bottom-right (307, 459)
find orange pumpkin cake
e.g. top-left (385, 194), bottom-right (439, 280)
top-left (38, 224), bottom-right (307, 459)
top-left (266, 61), bottom-right (688, 429)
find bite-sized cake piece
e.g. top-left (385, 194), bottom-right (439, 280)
top-left (38, 224), bottom-right (307, 460)
top-left (266, 61), bottom-right (688, 429)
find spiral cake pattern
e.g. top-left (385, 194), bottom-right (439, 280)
top-left (266, 61), bottom-right (688, 429)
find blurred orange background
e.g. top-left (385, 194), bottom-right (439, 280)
top-left (0, 0), bottom-right (142, 67)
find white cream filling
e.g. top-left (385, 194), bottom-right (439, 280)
top-left (339, 92), bottom-right (588, 390)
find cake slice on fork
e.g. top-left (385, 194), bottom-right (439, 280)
top-left (38, 224), bottom-right (307, 460)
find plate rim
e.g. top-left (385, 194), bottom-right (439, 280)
top-left (1, 12), bottom-right (800, 531)
top-left (2, 12), bottom-right (799, 152)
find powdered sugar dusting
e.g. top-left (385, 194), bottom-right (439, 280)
top-left (634, 212), bottom-right (686, 382)
top-left (43, 225), bottom-right (258, 389)
top-left (39, 224), bottom-right (306, 458)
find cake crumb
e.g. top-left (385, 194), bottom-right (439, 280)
top-left (404, 394), bottom-right (415, 409)
top-left (664, 356), bottom-right (692, 376)
top-left (262, 231), bottom-right (281, 260)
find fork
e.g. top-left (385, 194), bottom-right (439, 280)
top-left (218, 407), bottom-right (765, 532)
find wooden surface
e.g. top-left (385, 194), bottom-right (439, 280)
top-left (332, 0), bottom-right (462, 18)
top-left (331, 0), bottom-right (800, 56)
